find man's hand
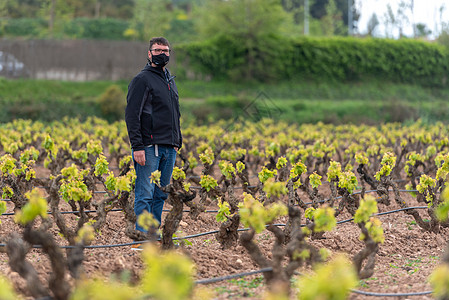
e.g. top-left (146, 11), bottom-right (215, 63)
top-left (134, 150), bottom-right (146, 166)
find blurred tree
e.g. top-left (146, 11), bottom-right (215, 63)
top-left (40, 0), bottom-right (96, 19)
top-left (172, 0), bottom-right (203, 13)
top-left (434, 4), bottom-right (446, 37)
top-left (382, 1), bottom-right (412, 38)
top-left (278, 0), bottom-right (325, 36)
top-left (98, 0), bottom-right (134, 19)
top-left (396, 0), bottom-right (411, 37)
top-left (39, 0), bottom-right (97, 36)
top-left (281, 0), bottom-right (304, 24)
top-left (195, 0), bottom-right (293, 41)
top-left (437, 22), bottom-right (449, 48)
top-left (310, 0), bottom-right (359, 30)
top-left (410, 0), bottom-right (415, 37)
top-left (366, 13), bottom-right (379, 37)
top-left (1, 0), bottom-right (133, 19)
top-left (1, 0), bottom-right (42, 18)
top-left (0, 1), bottom-right (8, 18)
top-left (321, 0), bottom-right (345, 35)
top-left (69, 0), bottom-right (96, 18)
top-left (194, 0), bottom-right (294, 81)
top-left (383, 4), bottom-right (396, 38)
top-left (126, 0), bottom-right (175, 41)
top-left (414, 23), bottom-right (431, 39)
top-left (310, 0), bottom-right (328, 17)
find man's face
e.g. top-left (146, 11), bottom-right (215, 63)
top-left (148, 44), bottom-right (170, 60)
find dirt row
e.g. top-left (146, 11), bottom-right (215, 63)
top-left (1, 187), bottom-right (447, 299)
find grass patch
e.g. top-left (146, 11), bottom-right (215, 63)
top-left (214, 276), bottom-right (264, 298)
top-left (0, 78), bottom-right (126, 103)
top-left (178, 79), bottom-right (449, 103)
top-left (1, 78), bottom-right (449, 124)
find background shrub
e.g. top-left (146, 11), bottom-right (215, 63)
top-left (63, 18), bottom-right (129, 40)
top-left (97, 84), bottom-right (126, 121)
top-left (177, 36), bottom-right (449, 87)
top-left (1, 18), bottom-right (47, 37)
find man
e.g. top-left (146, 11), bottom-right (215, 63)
top-left (125, 37), bottom-right (182, 235)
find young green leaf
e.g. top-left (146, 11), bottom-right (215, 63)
top-left (297, 255), bottom-right (357, 300)
top-left (14, 189), bottom-right (48, 225)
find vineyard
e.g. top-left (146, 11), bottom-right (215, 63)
top-left (1, 117), bottom-right (449, 300)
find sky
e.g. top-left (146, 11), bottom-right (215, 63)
top-left (356, 0), bottom-right (449, 38)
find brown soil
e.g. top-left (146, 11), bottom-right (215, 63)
top-left (0, 184), bottom-right (446, 300)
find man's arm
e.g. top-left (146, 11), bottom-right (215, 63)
top-left (125, 77), bottom-right (147, 152)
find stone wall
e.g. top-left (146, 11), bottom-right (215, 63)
top-left (0, 39), bottom-right (179, 81)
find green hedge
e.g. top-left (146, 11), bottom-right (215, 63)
top-left (177, 36), bottom-right (246, 81)
top-left (63, 18), bottom-right (129, 40)
top-left (177, 36), bottom-right (449, 87)
top-left (1, 18), bottom-right (47, 37)
top-left (177, 34), bottom-right (286, 82)
top-left (291, 37), bottom-right (449, 86)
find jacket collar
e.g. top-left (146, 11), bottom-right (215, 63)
top-left (144, 63), bottom-right (165, 74)
top-left (143, 63), bottom-right (175, 81)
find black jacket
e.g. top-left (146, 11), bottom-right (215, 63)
top-left (125, 64), bottom-right (182, 151)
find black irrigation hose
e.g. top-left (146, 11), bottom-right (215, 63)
top-left (1, 200), bottom-right (218, 215)
top-left (0, 212), bottom-right (439, 297)
top-left (3, 201), bottom-right (428, 248)
top-left (170, 223), bottom-right (282, 240)
top-left (0, 192), bottom-right (436, 251)
top-left (0, 202), bottom-right (430, 249)
top-left (0, 162), bottom-right (439, 296)
top-left (0, 189), bottom-right (423, 216)
top-left (0, 241), bottom-right (143, 250)
top-left (0, 209), bottom-right (124, 216)
top-left (34, 187), bottom-right (110, 193)
top-left (194, 267), bottom-right (272, 284)
top-left (32, 268), bottom-right (434, 298)
top-left (33, 268), bottom-right (432, 299)
top-left (194, 267), bottom-right (433, 297)
top-left (0, 224), bottom-right (282, 249)
top-left (336, 206), bottom-right (429, 225)
top-left (303, 189), bottom-right (421, 205)
top-left (350, 289), bottom-right (432, 297)
top-left (33, 185), bottom-right (261, 191)
top-left (375, 206), bottom-right (429, 216)
top-left (189, 185), bottom-right (258, 190)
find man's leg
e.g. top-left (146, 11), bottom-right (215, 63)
top-left (151, 146), bottom-right (177, 224)
top-left (133, 146), bottom-right (160, 233)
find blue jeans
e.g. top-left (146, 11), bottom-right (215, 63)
top-left (133, 145), bottom-right (177, 233)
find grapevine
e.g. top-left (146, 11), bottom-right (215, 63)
top-left (1, 117), bottom-right (449, 299)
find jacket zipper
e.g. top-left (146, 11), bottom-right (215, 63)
top-left (167, 78), bottom-right (175, 145)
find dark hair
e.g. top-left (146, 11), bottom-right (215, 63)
top-left (149, 37), bottom-right (170, 50)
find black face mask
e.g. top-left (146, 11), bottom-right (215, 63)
top-left (151, 53), bottom-right (170, 67)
